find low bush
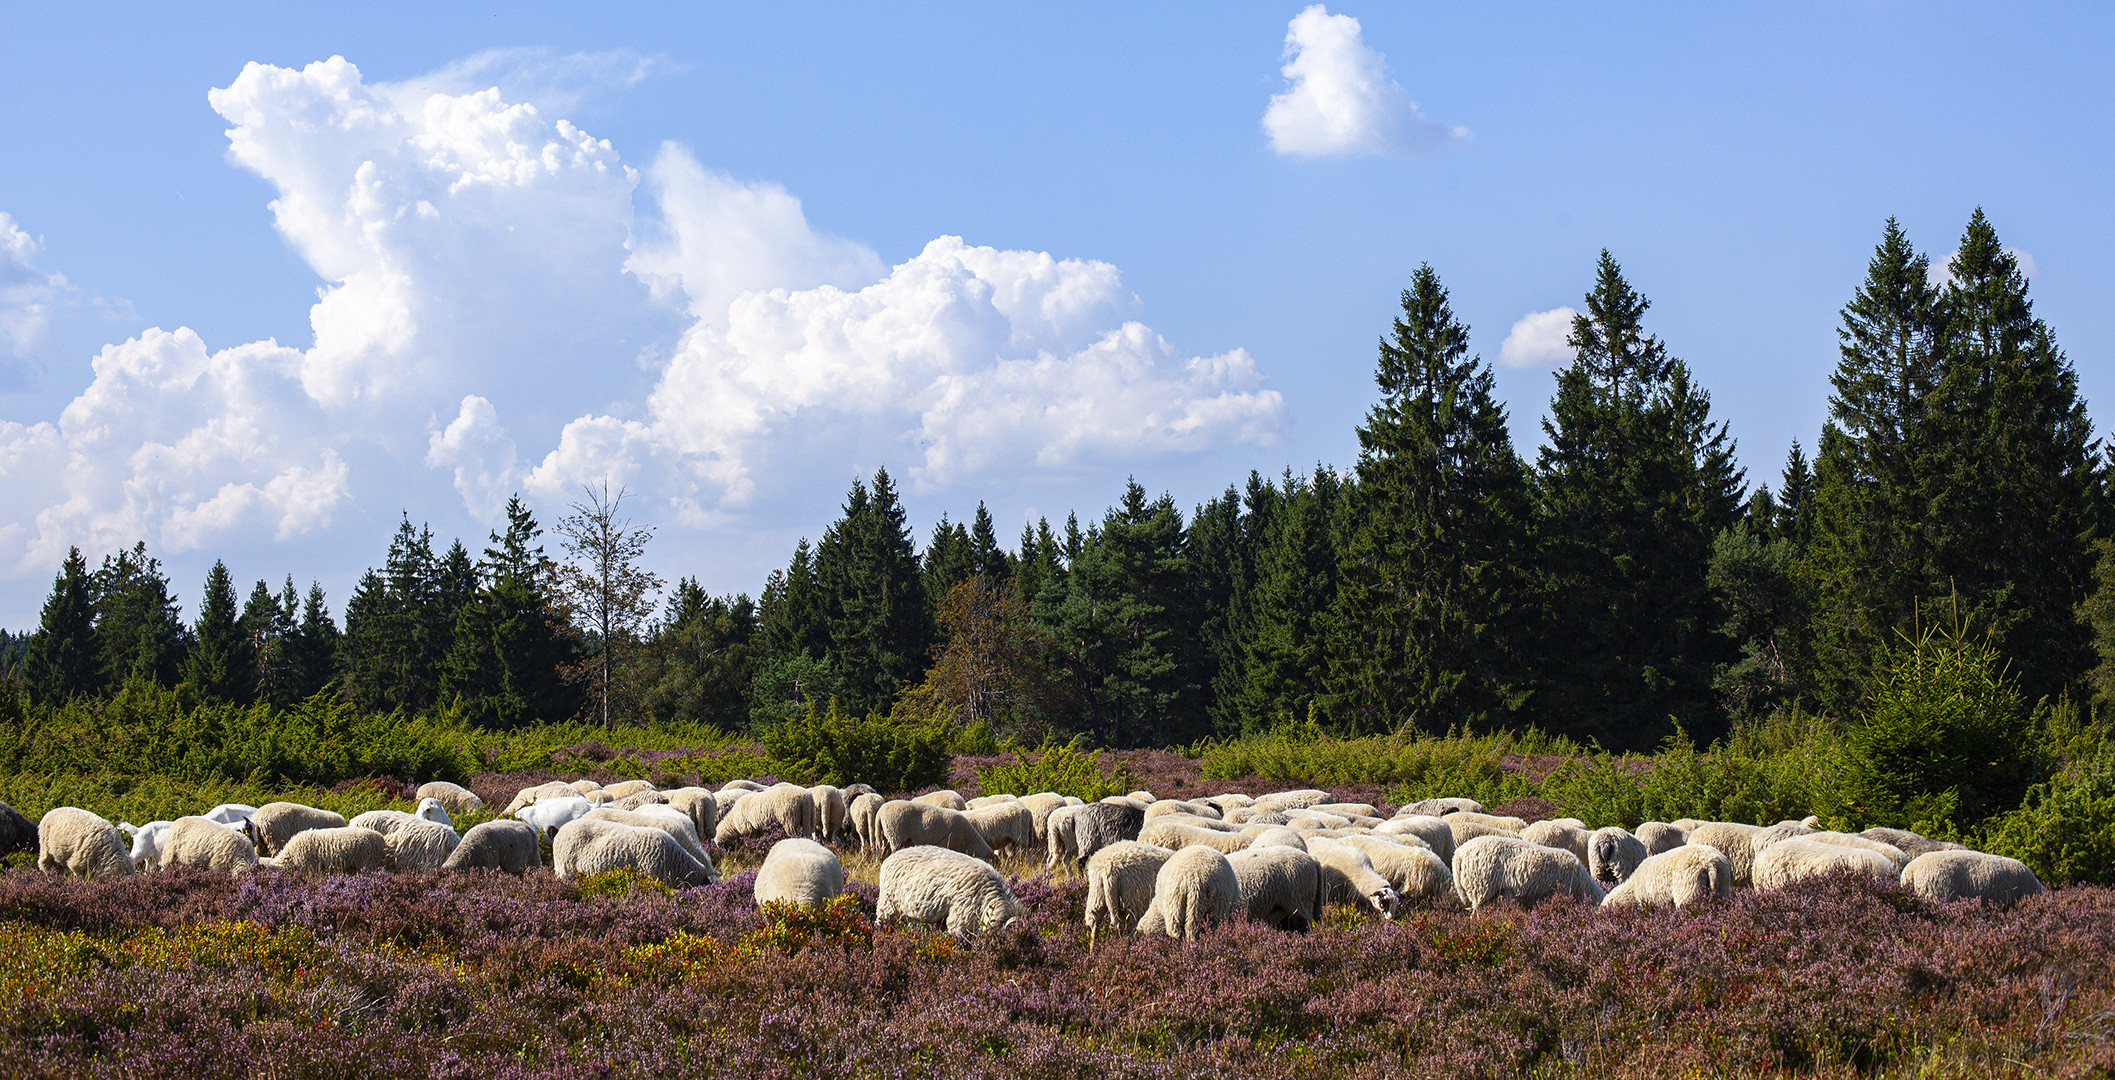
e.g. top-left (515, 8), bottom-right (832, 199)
top-left (976, 739), bottom-right (1132, 802)
top-left (760, 701), bottom-right (952, 793)
top-left (1983, 749), bottom-right (2115, 886)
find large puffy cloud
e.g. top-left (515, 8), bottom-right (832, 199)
top-left (1262, 5), bottom-right (1469, 158)
top-left (0, 212), bottom-right (64, 380)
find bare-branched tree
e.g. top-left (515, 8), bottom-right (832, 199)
top-left (554, 481), bottom-right (663, 726)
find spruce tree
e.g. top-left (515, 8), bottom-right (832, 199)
top-left (1186, 484), bottom-right (1250, 737)
top-left (814, 469), bottom-right (933, 715)
top-left (93, 543), bottom-right (188, 689)
top-left (442, 495), bottom-right (580, 727)
top-left (1324, 266), bottom-right (1535, 735)
top-left (967, 503), bottom-right (1012, 581)
top-left (638, 579), bottom-right (759, 729)
top-left (759, 539), bottom-right (830, 662)
top-left (20, 548), bottom-right (101, 702)
top-left (922, 515), bottom-right (977, 612)
top-left (288, 582), bottom-right (339, 701)
top-left (1242, 467), bottom-right (1343, 728)
top-left (1533, 252), bottom-right (1744, 748)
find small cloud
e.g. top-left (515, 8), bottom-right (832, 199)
top-left (1262, 4), bottom-right (1469, 158)
top-left (1498, 307), bottom-right (1577, 369)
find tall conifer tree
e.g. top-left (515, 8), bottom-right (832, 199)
top-left (21, 548), bottom-right (101, 702)
top-left (1241, 467), bottom-right (1343, 727)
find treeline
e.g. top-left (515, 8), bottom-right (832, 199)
top-left (6, 210), bottom-right (2112, 754)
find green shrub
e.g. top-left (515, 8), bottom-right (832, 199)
top-left (1542, 712), bottom-right (1847, 829)
top-left (761, 701), bottom-right (951, 793)
top-left (977, 740), bottom-right (1131, 802)
top-left (1205, 716), bottom-right (1569, 807)
top-left (1982, 749), bottom-right (2115, 885)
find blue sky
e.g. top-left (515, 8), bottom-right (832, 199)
top-left (0, 2), bottom-right (2108, 627)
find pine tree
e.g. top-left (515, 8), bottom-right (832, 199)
top-left (638, 579), bottom-right (759, 729)
top-left (759, 539), bottom-right (830, 662)
top-left (1186, 485), bottom-right (1250, 737)
top-left (1533, 252), bottom-right (1744, 748)
top-left (93, 543), bottom-right (188, 690)
top-left (241, 578), bottom-right (299, 707)
top-left (922, 515), bottom-right (977, 612)
top-left (968, 503), bottom-right (1012, 581)
top-left (20, 548), bottom-right (101, 702)
top-left (442, 495), bottom-right (581, 727)
top-left (814, 469), bottom-right (932, 715)
top-left (1324, 266), bottom-right (1535, 735)
top-left (1775, 441), bottom-right (1816, 551)
top-left (1013, 518), bottom-right (1064, 611)
top-left (287, 582), bottom-right (340, 701)
top-left (1242, 467), bottom-right (1343, 727)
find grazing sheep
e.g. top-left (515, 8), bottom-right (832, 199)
top-left (1751, 836), bottom-right (1898, 891)
top-left (441, 820), bottom-right (541, 873)
top-left (809, 785), bottom-right (851, 841)
top-left (1253, 789), bottom-right (1333, 812)
top-left (1685, 822), bottom-right (1766, 886)
top-left (568, 779), bottom-right (604, 795)
top-left (1670, 818), bottom-right (1710, 832)
top-left (966, 794), bottom-right (1019, 810)
top-left (1587, 827), bottom-right (1651, 887)
top-left (1448, 811), bottom-right (1529, 832)
top-left (158, 816), bottom-right (258, 874)
top-left (1451, 835), bottom-right (1605, 913)
top-left (1635, 822), bottom-right (1689, 855)
top-left (721, 779), bottom-right (768, 793)
top-left (350, 810), bottom-right (423, 837)
top-left (965, 801), bottom-right (1036, 854)
top-left (1398, 797), bottom-right (1484, 818)
top-left (1227, 846), bottom-right (1327, 930)
top-left (613, 790), bottom-right (669, 811)
top-left (383, 820), bottom-right (461, 872)
top-left (662, 788), bottom-right (720, 842)
top-left (38, 808), bottom-right (134, 879)
top-left (1861, 827), bottom-right (1965, 860)
top-left (553, 818), bottom-right (717, 887)
top-left (1747, 821), bottom-right (1816, 862)
top-left (1900, 850), bottom-right (2045, 907)
top-left (1376, 816), bottom-right (1455, 866)
top-left (585, 791), bottom-right (616, 806)
top-left (515, 796), bottom-right (592, 842)
top-left (1601, 845), bottom-right (1732, 908)
top-left (1336, 833), bottom-right (1453, 902)
top-left (841, 783), bottom-right (878, 802)
top-left (850, 793), bottom-right (886, 849)
top-left (121, 820), bottom-right (173, 873)
top-left (415, 781), bottom-right (485, 815)
top-left (587, 807), bottom-right (711, 865)
top-left (200, 803), bottom-right (257, 828)
top-left (1139, 820), bottom-right (1253, 855)
top-left (603, 780), bottom-right (657, 800)
top-left (1154, 813), bottom-right (1244, 833)
top-left (1799, 831), bottom-right (1910, 871)
top-left (1523, 819), bottom-right (1592, 863)
top-left (713, 788), bottom-right (752, 823)
top-left (1285, 809), bottom-right (1352, 831)
top-left (1145, 799), bottom-right (1221, 823)
top-left (1243, 826), bottom-right (1309, 851)
top-left (247, 803), bottom-right (349, 858)
top-left (1448, 819), bottom-right (1519, 851)
top-left (272, 826), bottom-right (387, 875)
top-left (914, 789), bottom-right (968, 811)
top-left (878, 801), bottom-right (994, 860)
top-left (1136, 845), bottom-right (1240, 940)
top-left (1083, 841), bottom-right (1174, 943)
top-left (1233, 808), bottom-right (1291, 827)
top-left (715, 783), bottom-right (820, 843)
top-left (503, 782), bottom-right (581, 816)
top-left (1126, 790), bottom-right (1158, 805)
top-left (1017, 793), bottom-right (1068, 843)
top-left (1203, 794), bottom-right (1256, 814)
top-left (1305, 837), bottom-right (1402, 918)
top-left (1045, 804), bottom-right (1085, 868)
top-left (1312, 802), bottom-right (1381, 820)
top-left (875, 845), bottom-right (1022, 937)
top-left (1068, 800), bottom-right (1147, 863)
top-left (754, 838), bottom-right (846, 909)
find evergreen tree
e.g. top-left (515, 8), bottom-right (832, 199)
top-left (1013, 518), bottom-right (1064, 611)
top-left (337, 570), bottom-right (391, 710)
top-left (1324, 266), bottom-right (1536, 735)
top-left (1775, 441), bottom-right (1816, 551)
top-left (1533, 252), bottom-right (1744, 748)
top-left (967, 503), bottom-right (1013, 581)
top-left (182, 562), bottom-right (251, 701)
top-left (1241, 467), bottom-right (1343, 727)
top-left (286, 583), bottom-right (339, 701)
top-left (20, 548), bottom-right (101, 702)
top-left (814, 469), bottom-right (933, 714)
top-left (93, 543), bottom-right (187, 689)
top-left (1186, 484), bottom-right (1250, 737)
top-left (242, 578), bottom-right (300, 708)
top-left (639, 579), bottom-right (759, 729)
top-left (922, 515), bottom-right (977, 613)
top-left (759, 539), bottom-right (830, 662)
top-left (442, 495), bottom-right (580, 727)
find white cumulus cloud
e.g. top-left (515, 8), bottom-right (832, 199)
top-left (0, 212), bottom-right (66, 379)
top-left (1262, 5), bottom-right (1469, 158)
top-left (1498, 307), bottom-right (1578, 369)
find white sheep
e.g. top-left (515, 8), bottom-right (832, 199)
top-left (875, 845), bottom-right (1022, 937)
top-left (1900, 850), bottom-right (2044, 907)
top-left (913, 789), bottom-right (968, 811)
top-left (1750, 836), bottom-right (1898, 891)
top-left (714, 783), bottom-right (819, 843)
top-left (503, 782), bottom-right (582, 816)
top-left (712, 788), bottom-right (753, 824)
top-left (1126, 789), bottom-right (1158, 805)
top-left (1397, 797), bottom-right (1484, 818)
top-left (1135, 844), bottom-right (1240, 940)
top-left (120, 820), bottom-right (173, 873)
top-left (1601, 845), bottom-right (1732, 908)
top-left (247, 803), bottom-right (349, 858)
top-left (1335, 833), bottom-right (1453, 902)
top-left (603, 780), bottom-right (657, 800)
top-left (1522, 819), bottom-right (1592, 864)
top-left (383, 820), bottom-right (461, 872)
top-left (849, 792), bottom-right (886, 849)
top-left (841, 783), bottom-right (878, 803)
top-left (1139, 820), bottom-right (1253, 855)
top-left (720, 779), bottom-right (767, 793)
top-left (1045, 804), bottom-right (1085, 868)
top-left (1252, 789), bottom-right (1333, 812)
top-left (1448, 819), bottom-right (1519, 851)
top-left (1376, 815), bottom-right (1455, 865)
top-left (1586, 827), bottom-right (1650, 887)
top-left (1242, 826), bottom-right (1308, 851)
top-left (754, 838), bottom-right (846, 909)
top-left (1746, 821), bottom-right (1816, 861)
top-left (809, 785), bottom-right (850, 841)
top-left (568, 779), bottom-right (605, 795)
top-left (553, 818), bottom-right (717, 888)
top-left (1670, 818), bottom-right (1710, 832)
top-left (613, 790), bottom-right (668, 811)
top-left (201, 803), bottom-right (257, 828)
top-left (1634, 822), bottom-right (1689, 855)
top-left (1144, 799), bottom-right (1220, 823)
top-left (1449, 811), bottom-right (1529, 832)
top-left (1150, 812), bottom-right (1244, 834)
top-left (1226, 846), bottom-right (1326, 930)
top-left (1797, 831), bottom-right (1910, 872)
top-left (158, 816), bottom-right (258, 875)
top-left (1231, 807), bottom-right (1291, 827)
top-left (966, 794), bottom-right (1020, 810)
top-left (1305, 837), bottom-right (1402, 919)
top-left (349, 809), bottom-right (422, 837)
top-left (663, 788), bottom-right (720, 842)
top-left (271, 826), bottom-right (387, 874)
top-left (1084, 841), bottom-right (1174, 944)
top-left (515, 795), bottom-right (592, 843)
top-left (964, 801), bottom-right (1036, 854)
top-left (1203, 793), bottom-right (1255, 814)
top-left (1284, 809), bottom-right (1352, 831)
top-left (1017, 793), bottom-right (1068, 844)
top-left (1451, 834), bottom-right (1605, 912)
top-left (415, 781), bottom-right (485, 815)
top-left (38, 808), bottom-right (134, 879)
top-left (1685, 822), bottom-right (1766, 886)
top-left (441, 820), bottom-right (541, 873)
top-left (877, 801), bottom-right (994, 860)
top-left (1860, 827), bottom-right (1964, 860)
top-left (586, 807), bottom-right (712, 866)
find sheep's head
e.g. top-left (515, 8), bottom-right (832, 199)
top-left (415, 798), bottom-right (452, 827)
top-left (1368, 886), bottom-right (1401, 920)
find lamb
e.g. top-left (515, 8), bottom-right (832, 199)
top-left (1017, 792), bottom-right (1069, 843)
top-left (913, 789), bottom-right (968, 811)
top-left (1634, 822), bottom-right (1689, 855)
top-left (1243, 826), bottom-right (1308, 851)
top-left (1600, 845), bottom-right (1732, 908)
top-left (1226, 846), bottom-right (1327, 930)
top-left (1305, 837), bottom-right (1402, 918)
top-left (1586, 827), bottom-right (1651, 887)
top-left (809, 785), bottom-right (850, 841)
top-left (552, 818), bottom-right (718, 887)
top-left (849, 793), bottom-right (886, 849)
top-left (120, 820), bottom-right (173, 873)
top-left (1376, 815), bottom-right (1455, 865)
top-left (1522, 819), bottom-right (1592, 863)
top-left (38, 808), bottom-right (134, 879)
top-left (964, 801), bottom-right (1036, 854)
top-left (878, 801), bottom-right (994, 860)
top-left (1398, 797), bottom-right (1484, 818)
top-left (157, 816), bottom-right (258, 874)
top-left (875, 845), bottom-right (1023, 937)
top-left (1451, 835), bottom-right (1605, 913)
top-left (586, 807), bottom-right (711, 866)
top-left (515, 795), bottom-right (592, 842)
top-left (247, 803), bottom-right (349, 858)
top-left (441, 820), bottom-right (542, 873)
top-left (714, 783), bottom-right (819, 843)
top-left (1135, 845), bottom-right (1240, 940)
top-left (603, 780), bottom-right (657, 800)
top-left (383, 820), bottom-right (461, 872)
top-left (1899, 850), bottom-right (2044, 907)
top-left (415, 781), bottom-right (485, 815)
top-left (1685, 822), bottom-right (1766, 886)
top-left (1860, 827), bottom-right (1965, 860)
top-left (1336, 833), bottom-right (1453, 902)
top-left (271, 826), bottom-right (387, 874)
top-left (1083, 841), bottom-right (1174, 944)
top-left (754, 838), bottom-right (846, 909)
top-left (1138, 820), bottom-right (1253, 854)
top-left (1252, 789), bottom-right (1333, 812)
top-left (1750, 836), bottom-right (1899, 891)
top-left (662, 787), bottom-right (719, 842)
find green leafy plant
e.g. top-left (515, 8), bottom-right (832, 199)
top-left (761, 700), bottom-right (951, 793)
top-left (976, 739), bottom-right (1130, 802)
top-left (1982, 749), bottom-right (2115, 885)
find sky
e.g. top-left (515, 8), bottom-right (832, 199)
top-left (0, 2), bottom-right (2109, 628)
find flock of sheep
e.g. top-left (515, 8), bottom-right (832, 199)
top-left (0, 777), bottom-right (2049, 942)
